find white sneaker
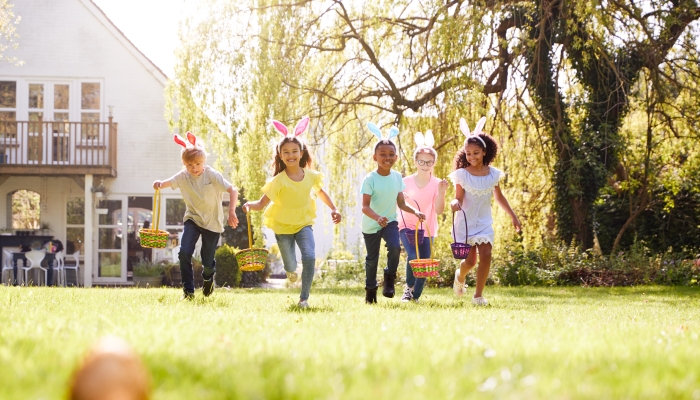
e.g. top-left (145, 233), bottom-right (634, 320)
top-left (286, 271), bottom-right (298, 283)
top-left (453, 269), bottom-right (466, 297)
top-left (400, 286), bottom-right (414, 303)
top-left (472, 297), bottom-right (489, 306)
top-left (298, 300), bottom-right (309, 309)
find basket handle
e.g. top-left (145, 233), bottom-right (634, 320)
top-left (451, 205), bottom-right (468, 245)
top-left (400, 195), bottom-right (423, 231)
top-left (246, 212), bottom-right (253, 249)
top-left (414, 221), bottom-right (433, 262)
top-left (152, 188), bottom-right (161, 232)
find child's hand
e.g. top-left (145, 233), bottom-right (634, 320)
top-left (415, 211), bottom-right (426, 222)
top-left (242, 203), bottom-right (251, 213)
top-left (228, 211), bottom-right (239, 228)
top-left (450, 199), bottom-right (461, 212)
top-left (152, 180), bottom-right (162, 189)
top-left (512, 216), bottom-right (522, 233)
top-left (331, 210), bottom-right (342, 224)
top-left (375, 216), bottom-right (389, 228)
top-left (438, 179), bottom-right (449, 193)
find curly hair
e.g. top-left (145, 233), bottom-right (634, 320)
top-left (453, 133), bottom-right (499, 170)
top-left (272, 137), bottom-right (313, 176)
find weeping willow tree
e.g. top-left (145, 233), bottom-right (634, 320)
top-left (167, 0), bottom-right (700, 251)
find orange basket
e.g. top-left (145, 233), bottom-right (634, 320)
top-left (408, 225), bottom-right (440, 278)
top-left (236, 213), bottom-right (268, 272)
top-left (139, 188), bottom-right (169, 249)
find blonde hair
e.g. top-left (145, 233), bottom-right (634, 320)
top-left (181, 146), bottom-right (207, 164)
top-left (413, 146), bottom-right (437, 161)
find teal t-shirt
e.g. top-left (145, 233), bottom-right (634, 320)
top-left (361, 170), bottom-right (406, 234)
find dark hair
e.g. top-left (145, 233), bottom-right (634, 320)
top-left (374, 139), bottom-right (396, 152)
top-left (453, 133), bottom-right (499, 170)
top-left (273, 137), bottom-right (313, 176)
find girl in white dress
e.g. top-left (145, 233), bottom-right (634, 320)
top-left (449, 117), bottom-right (521, 305)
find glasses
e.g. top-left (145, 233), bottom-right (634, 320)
top-left (416, 160), bottom-right (435, 167)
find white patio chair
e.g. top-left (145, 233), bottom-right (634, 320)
top-left (22, 249), bottom-right (48, 286)
top-left (172, 246), bottom-right (180, 263)
top-left (2, 249), bottom-right (15, 285)
top-left (54, 250), bottom-right (65, 286)
top-left (64, 251), bottom-right (81, 286)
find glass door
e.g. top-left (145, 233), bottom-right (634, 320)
top-left (94, 196), bottom-right (127, 283)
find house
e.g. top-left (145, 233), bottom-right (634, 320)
top-left (0, 0), bottom-right (194, 286)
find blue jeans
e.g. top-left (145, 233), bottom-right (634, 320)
top-left (179, 219), bottom-right (220, 294)
top-left (399, 229), bottom-right (432, 300)
top-left (362, 221), bottom-right (400, 290)
top-left (275, 225), bottom-right (315, 301)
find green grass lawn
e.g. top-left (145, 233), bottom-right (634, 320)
top-left (1, 286), bottom-right (699, 399)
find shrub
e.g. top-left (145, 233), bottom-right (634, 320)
top-left (215, 244), bottom-right (241, 288)
top-left (133, 260), bottom-right (166, 277)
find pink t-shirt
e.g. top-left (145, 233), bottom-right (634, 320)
top-left (397, 175), bottom-right (440, 237)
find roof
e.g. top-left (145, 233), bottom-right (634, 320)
top-left (79, 0), bottom-right (169, 85)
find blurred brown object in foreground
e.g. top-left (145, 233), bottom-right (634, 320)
top-left (68, 336), bottom-right (151, 400)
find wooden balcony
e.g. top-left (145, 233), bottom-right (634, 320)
top-left (0, 118), bottom-right (117, 177)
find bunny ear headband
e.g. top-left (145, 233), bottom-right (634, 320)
top-left (174, 131), bottom-right (202, 149)
top-left (271, 116), bottom-right (310, 149)
top-left (414, 130), bottom-right (435, 149)
top-left (460, 116), bottom-right (487, 148)
top-left (367, 122), bottom-right (399, 143)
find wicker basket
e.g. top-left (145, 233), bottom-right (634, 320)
top-left (450, 207), bottom-right (472, 259)
top-left (236, 213), bottom-right (267, 272)
top-left (139, 188), bottom-right (169, 249)
top-left (408, 226), bottom-right (440, 278)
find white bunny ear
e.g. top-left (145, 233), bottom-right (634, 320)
top-left (459, 118), bottom-right (470, 137)
top-left (414, 132), bottom-right (425, 147)
top-left (473, 116), bottom-right (487, 134)
top-left (424, 130), bottom-right (435, 147)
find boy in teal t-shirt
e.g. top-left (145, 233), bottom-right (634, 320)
top-left (361, 139), bottom-right (425, 303)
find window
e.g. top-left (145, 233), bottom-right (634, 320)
top-left (12, 190), bottom-right (40, 230)
top-left (81, 82), bottom-right (100, 139)
top-left (66, 197), bottom-right (84, 254)
top-left (0, 80), bottom-right (16, 139)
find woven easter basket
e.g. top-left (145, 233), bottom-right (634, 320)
top-left (236, 213), bottom-right (268, 272)
top-left (450, 206), bottom-right (472, 259)
top-left (139, 189), bottom-right (169, 249)
top-left (408, 226), bottom-right (440, 278)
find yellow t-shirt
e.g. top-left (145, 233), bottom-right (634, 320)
top-left (262, 169), bottom-right (324, 234)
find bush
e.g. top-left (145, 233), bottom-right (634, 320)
top-left (133, 260), bottom-right (166, 277)
top-left (215, 244), bottom-right (241, 288)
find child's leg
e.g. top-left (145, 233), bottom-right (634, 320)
top-left (274, 233), bottom-right (297, 274)
top-left (473, 243), bottom-right (492, 298)
top-left (398, 229), bottom-right (417, 290)
top-left (294, 226), bottom-right (315, 301)
top-left (381, 222), bottom-right (401, 276)
top-left (458, 245), bottom-right (478, 283)
top-left (412, 236), bottom-right (432, 300)
top-left (199, 228), bottom-right (220, 280)
top-left (362, 231), bottom-right (382, 290)
top-left (179, 220), bottom-right (202, 294)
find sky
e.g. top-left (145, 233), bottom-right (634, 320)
top-left (91, 0), bottom-right (186, 78)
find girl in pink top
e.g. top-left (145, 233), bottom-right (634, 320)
top-left (397, 131), bottom-right (448, 302)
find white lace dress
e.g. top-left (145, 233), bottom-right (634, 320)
top-left (448, 167), bottom-right (504, 245)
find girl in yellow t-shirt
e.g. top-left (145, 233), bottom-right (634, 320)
top-left (243, 117), bottom-right (341, 308)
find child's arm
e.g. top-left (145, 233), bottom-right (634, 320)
top-left (152, 180), bottom-right (172, 189)
top-left (362, 194), bottom-right (389, 227)
top-left (494, 185), bottom-right (522, 232)
top-left (435, 179), bottom-right (449, 214)
top-left (227, 186), bottom-right (240, 228)
top-left (317, 188), bottom-right (342, 224)
top-left (450, 184), bottom-right (465, 211)
top-left (397, 193), bottom-right (426, 222)
top-left (242, 195), bottom-right (271, 213)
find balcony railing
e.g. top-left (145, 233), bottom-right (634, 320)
top-left (0, 117), bottom-right (117, 177)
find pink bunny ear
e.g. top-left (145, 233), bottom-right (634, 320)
top-left (173, 134), bottom-right (187, 148)
top-left (271, 120), bottom-right (289, 136)
top-left (186, 132), bottom-right (197, 146)
top-left (293, 117), bottom-right (310, 137)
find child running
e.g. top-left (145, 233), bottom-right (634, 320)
top-left (243, 117), bottom-right (341, 308)
top-left (449, 117), bottom-right (521, 305)
top-left (153, 132), bottom-right (239, 300)
top-left (362, 123), bottom-right (425, 304)
top-left (398, 130), bottom-right (449, 302)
